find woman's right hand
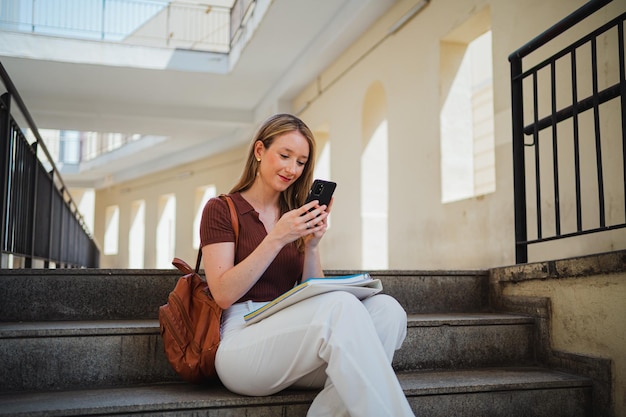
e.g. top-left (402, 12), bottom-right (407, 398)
top-left (270, 200), bottom-right (329, 245)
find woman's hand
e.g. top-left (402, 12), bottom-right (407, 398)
top-left (303, 197), bottom-right (333, 247)
top-left (269, 199), bottom-right (332, 246)
top-left (301, 197), bottom-right (333, 280)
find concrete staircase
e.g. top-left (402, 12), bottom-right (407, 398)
top-left (0, 268), bottom-right (592, 416)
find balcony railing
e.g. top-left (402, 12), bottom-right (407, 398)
top-left (509, 0), bottom-right (626, 263)
top-left (0, 0), bottom-right (231, 53)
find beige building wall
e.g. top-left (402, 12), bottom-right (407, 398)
top-left (93, 0), bottom-right (626, 271)
top-left (295, 0), bottom-right (626, 269)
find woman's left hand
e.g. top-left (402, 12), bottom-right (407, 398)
top-left (302, 197), bottom-right (333, 246)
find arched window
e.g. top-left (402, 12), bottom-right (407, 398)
top-left (440, 8), bottom-right (495, 203)
top-left (193, 185), bottom-right (216, 249)
top-left (156, 194), bottom-right (176, 268)
top-left (128, 200), bottom-right (145, 268)
top-left (103, 205), bottom-right (119, 255)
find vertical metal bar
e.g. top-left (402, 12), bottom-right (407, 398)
top-left (618, 21), bottom-right (626, 217)
top-left (550, 60), bottom-right (561, 236)
top-left (0, 93), bottom-right (11, 255)
top-left (591, 38), bottom-right (606, 228)
top-left (5, 123), bottom-right (15, 255)
top-left (570, 49), bottom-right (583, 232)
top-left (58, 188), bottom-right (68, 264)
top-left (15, 131), bottom-right (27, 264)
top-left (30, 142), bottom-right (39, 265)
top-left (510, 56), bottom-right (528, 263)
top-left (47, 170), bottom-right (54, 265)
top-left (19, 138), bottom-right (33, 268)
top-left (533, 71), bottom-right (543, 239)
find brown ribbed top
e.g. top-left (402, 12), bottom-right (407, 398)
top-left (200, 192), bottom-right (303, 303)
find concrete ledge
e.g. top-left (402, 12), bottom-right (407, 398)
top-left (488, 249), bottom-right (622, 417)
top-left (490, 249), bottom-right (626, 283)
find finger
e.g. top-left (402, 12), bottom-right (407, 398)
top-left (300, 200), bottom-right (318, 216)
top-left (326, 197), bottom-right (334, 212)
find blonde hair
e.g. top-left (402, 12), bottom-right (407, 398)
top-left (231, 112), bottom-right (317, 221)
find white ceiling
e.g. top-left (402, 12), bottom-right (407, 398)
top-left (0, 0), bottom-right (398, 188)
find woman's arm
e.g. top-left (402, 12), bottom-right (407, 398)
top-left (203, 200), bottom-right (329, 309)
top-left (202, 233), bottom-right (284, 309)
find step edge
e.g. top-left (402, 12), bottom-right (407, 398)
top-left (0, 313), bottom-right (535, 337)
top-left (407, 313), bottom-right (534, 327)
top-left (0, 320), bottom-right (158, 338)
top-left (0, 368), bottom-right (592, 416)
top-left (398, 367), bottom-right (593, 396)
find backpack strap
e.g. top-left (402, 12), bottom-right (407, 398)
top-left (220, 194), bottom-right (239, 249)
top-left (195, 194), bottom-right (239, 273)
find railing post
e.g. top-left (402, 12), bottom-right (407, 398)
top-left (47, 170), bottom-right (55, 267)
top-left (0, 93), bottom-right (12, 260)
top-left (620, 21), bottom-right (626, 214)
top-left (510, 57), bottom-right (528, 264)
top-left (29, 141), bottom-right (39, 267)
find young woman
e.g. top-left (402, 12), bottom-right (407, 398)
top-left (200, 113), bottom-right (414, 417)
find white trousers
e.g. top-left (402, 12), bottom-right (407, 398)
top-left (215, 291), bottom-right (415, 417)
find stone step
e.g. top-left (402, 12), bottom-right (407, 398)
top-left (0, 367), bottom-right (592, 417)
top-left (366, 270), bottom-right (489, 314)
top-left (396, 313), bottom-right (535, 371)
top-left (0, 269), bottom-right (179, 321)
top-left (0, 269), bottom-right (488, 321)
top-left (0, 313), bottom-right (534, 393)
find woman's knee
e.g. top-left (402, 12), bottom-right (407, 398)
top-left (362, 294), bottom-right (407, 350)
top-left (363, 294), bottom-right (407, 324)
top-left (316, 290), bottom-right (370, 314)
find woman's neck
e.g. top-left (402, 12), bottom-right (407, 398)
top-left (241, 183), bottom-right (280, 213)
top-left (241, 184), bottom-right (281, 230)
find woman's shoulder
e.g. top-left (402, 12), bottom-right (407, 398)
top-left (200, 194), bottom-right (237, 243)
top-left (203, 192), bottom-right (251, 216)
top-left (206, 192), bottom-right (237, 205)
top-left (224, 192), bottom-right (254, 215)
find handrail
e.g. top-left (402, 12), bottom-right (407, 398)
top-left (0, 61), bottom-right (100, 267)
top-left (0, 62), bottom-right (90, 237)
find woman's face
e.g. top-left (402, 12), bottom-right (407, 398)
top-left (256, 131), bottom-right (310, 192)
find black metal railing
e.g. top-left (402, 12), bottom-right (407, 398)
top-left (0, 62), bottom-right (99, 268)
top-left (509, 0), bottom-right (625, 263)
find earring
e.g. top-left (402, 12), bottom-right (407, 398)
top-left (256, 158), bottom-right (261, 162)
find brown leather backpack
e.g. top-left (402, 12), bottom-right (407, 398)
top-left (158, 195), bottom-right (238, 383)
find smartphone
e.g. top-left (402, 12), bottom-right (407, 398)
top-left (304, 179), bottom-right (336, 208)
